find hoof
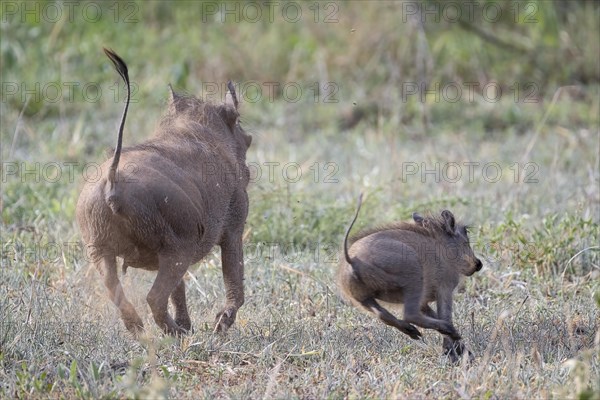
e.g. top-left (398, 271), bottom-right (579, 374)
top-left (175, 317), bottom-right (192, 332)
top-left (165, 323), bottom-right (189, 337)
top-left (123, 316), bottom-right (144, 335)
top-left (440, 322), bottom-right (461, 341)
top-left (214, 308), bottom-right (237, 333)
top-left (404, 324), bottom-right (423, 340)
top-left (443, 340), bottom-right (474, 363)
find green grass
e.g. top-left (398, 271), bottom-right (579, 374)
top-left (1, 1), bottom-right (599, 398)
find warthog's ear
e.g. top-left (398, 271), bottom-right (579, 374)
top-left (220, 81), bottom-right (240, 130)
top-left (168, 84), bottom-right (184, 113)
top-left (225, 81), bottom-right (239, 110)
top-left (412, 212), bottom-right (425, 225)
top-left (441, 210), bottom-right (456, 235)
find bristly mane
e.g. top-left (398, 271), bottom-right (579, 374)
top-left (348, 213), bottom-right (464, 245)
top-left (160, 93), bottom-right (214, 124)
top-left (117, 91), bottom-right (236, 160)
top-left (158, 91), bottom-right (237, 136)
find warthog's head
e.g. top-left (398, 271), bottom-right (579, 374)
top-left (164, 82), bottom-right (252, 169)
top-left (413, 210), bottom-right (483, 276)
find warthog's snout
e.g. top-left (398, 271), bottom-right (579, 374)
top-left (475, 258), bottom-right (483, 271)
top-left (465, 257), bottom-right (483, 276)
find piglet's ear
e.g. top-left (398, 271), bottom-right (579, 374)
top-left (441, 210), bottom-right (456, 235)
top-left (412, 212), bottom-right (425, 225)
top-left (168, 84), bottom-right (176, 102)
top-left (225, 81), bottom-right (239, 110)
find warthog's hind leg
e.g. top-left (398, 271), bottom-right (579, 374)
top-left (98, 255), bottom-right (144, 334)
top-left (360, 298), bottom-right (422, 340)
top-left (147, 253), bottom-right (190, 336)
top-left (215, 233), bottom-right (245, 333)
top-left (170, 278), bottom-right (191, 332)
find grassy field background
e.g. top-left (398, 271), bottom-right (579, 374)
top-left (1, 1), bottom-right (599, 398)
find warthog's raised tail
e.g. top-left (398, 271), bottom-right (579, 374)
top-left (103, 48), bottom-right (130, 192)
top-left (343, 193), bottom-right (364, 266)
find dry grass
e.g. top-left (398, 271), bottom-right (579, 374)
top-left (1, 1), bottom-right (599, 398)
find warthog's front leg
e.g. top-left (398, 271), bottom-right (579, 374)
top-left (442, 337), bottom-right (470, 362)
top-left (98, 256), bottom-right (144, 334)
top-left (215, 233), bottom-right (245, 332)
top-left (422, 303), bottom-right (469, 359)
top-left (421, 304), bottom-right (438, 319)
top-left (436, 293), bottom-right (473, 362)
top-left (170, 278), bottom-right (191, 332)
top-left (403, 289), bottom-right (461, 341)
top-left (147, 254), bottom-right (190, 336)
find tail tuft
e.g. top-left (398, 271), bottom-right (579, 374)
top-left (102, 47), bottom-right (131, 189)
top-left (103, 48), bottom-right (129, 84)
